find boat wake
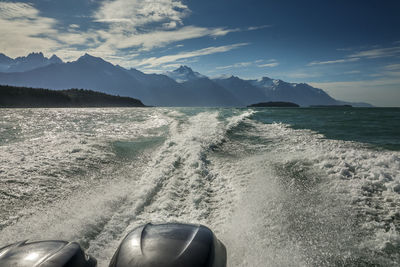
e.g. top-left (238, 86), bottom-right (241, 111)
top-left (0, 108), bottom-right (399, 266)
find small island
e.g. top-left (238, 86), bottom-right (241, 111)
top-left (0, 85), bottom-right (146, 108)
top-left (247, 101), bottom-right (300, 107)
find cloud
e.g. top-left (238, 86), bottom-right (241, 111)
top-left (307, 57), bottom-right (360, 66)
top-left (0, 2), bottom-right (101, 59)
top-left (384, 71), bottom-right (400, 77)
top-left (216, 59), bottom-right (278, 70)
top-left (0, 2), bottom-right (38, 18)
top-left (283, 71), bottom-right (321, 79)
top-left (136, 43), bottom-right (249, 67)
top-left (100, 26), bottom-right (242, 51)
top-left (307, 45), bottom-right (400, 68)
top-left (0, 2), bottom-right (60, 56)
top-left (348, 46), bottom-right (400, 59)
top-left (258, 62), bottom-right (279, 68)
top-left (158, 63), bottom-right (183, 69)
top-left (364, 64), bottom-right (400, 79)
top-left (216, 61), bottom-right (253, 70)
top-left (247, 25), bottom-right (271, 31)
top-left (0, 1), bottom-right (254, 66)
top-left (384, 64), bottom-right (400, 71)
top-left (93, 0), bottom-right (190, 28)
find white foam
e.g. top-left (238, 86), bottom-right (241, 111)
top-left (0, 108), bottom-right (256, 266)
top-left (84, 110), bottom-right (256, 264)
top-left (242, 120), bottom-right (400, 264)
top-left (1, 108), bottom-right (398, 266)
top-left (0, 108), bottom-right (170, 227)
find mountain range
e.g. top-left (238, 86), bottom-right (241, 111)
top-left (0, 52), bottom-right (62, 73)
top-left (0, 52), bottom-right (371, 107)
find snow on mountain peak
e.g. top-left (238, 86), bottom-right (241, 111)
top-left (175, 65), bottom-right (193, 73)
top-left (0, 52), bottom-right (64, 72)
top-left (250, 76), bottom-right (276, 88)
top-left (165, 65), bottom-right (206, 83)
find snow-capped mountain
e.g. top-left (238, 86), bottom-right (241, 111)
top-left (246, 77), bottom-right (339, 106)
top-left (213, 75), bottom-right (266, 106)
top-left (0, 52), bottom-right (63, 73)
top-left (250, 76), bottom-right (276, 89)
top-left (0, 52), bottom-right (372, 107)
top-left (165, 65), bottom-right (206, 83)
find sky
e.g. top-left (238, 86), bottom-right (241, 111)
top-left (0, 0), bottom-right (399, 106)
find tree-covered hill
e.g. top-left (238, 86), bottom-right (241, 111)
top-left (0, 85), bottom-right (146, 108)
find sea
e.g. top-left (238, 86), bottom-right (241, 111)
top-left (0, 107), bottom-right (399, 266)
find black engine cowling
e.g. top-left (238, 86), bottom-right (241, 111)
top-left (0, 240), bottom-right (96, 267)
top-left (0, 223), bottom-right (226, 267)
top-left (109, 223), bottom-right (227, 267)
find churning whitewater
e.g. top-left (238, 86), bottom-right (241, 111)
top-left (0, 108), bottom-right (399, 266)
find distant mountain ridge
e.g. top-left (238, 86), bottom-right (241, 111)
top-left (0, 52), bottom-right (372, 107)
top-left (0, 52), bottom-right (62, 73)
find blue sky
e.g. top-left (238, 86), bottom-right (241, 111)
top-left (0, 0), bottom-right (399, 106)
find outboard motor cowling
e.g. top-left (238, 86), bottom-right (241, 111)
top-left (0, 240), bottom-right (96, 267)
top-left (109, 223), bottom-right (227, 267)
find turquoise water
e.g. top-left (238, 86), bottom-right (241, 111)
top-left (0, 107), bottom-right (399, 266)
top-left (252, 107), bottom-right (400, 151)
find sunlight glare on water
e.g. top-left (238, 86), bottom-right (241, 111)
top-left (0, 107), bottom-right (399, 266)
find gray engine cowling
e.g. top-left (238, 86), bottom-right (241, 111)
top-left (109, 223), bottom-right (227, 267)
top-left (0, 240), bottom-right (96, 267)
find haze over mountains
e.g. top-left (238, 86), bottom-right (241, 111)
top-left (0, 52), bottom-right (371, 107)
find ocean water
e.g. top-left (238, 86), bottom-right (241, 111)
top-left (0, 107), bottom-right (399, 266)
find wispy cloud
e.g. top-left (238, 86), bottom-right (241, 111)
top-left (336, 47), bottom-right (353, 51)
top-left (216, 61), bottom-right (253, 70)
top-left (99, 26), bottom-right (241, 51)
top-left (258, 59), bottom-right (279, 68)
top-left (136, 43), bottom-right (249, 67)
top-left (88, 0), bottom-right (243, 54)
top-left (216, 59), bottom-right (278, 70)
top-left (0, 2), bottom-right (38, 18)
top-left (384, 63), bottom-right (400, 71)
top-left (247, 25), bottom-right (271, 31)
top-left (308, 45), bottom-right (400, 68)
top-left (307, 57), bottom-right (360, 66)
top-left (282, 71), bottom-right (321, 79)
top-left (348, 46), bottom-right (400, 59)
top-left (364, 64), bottom-right (400, 79)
